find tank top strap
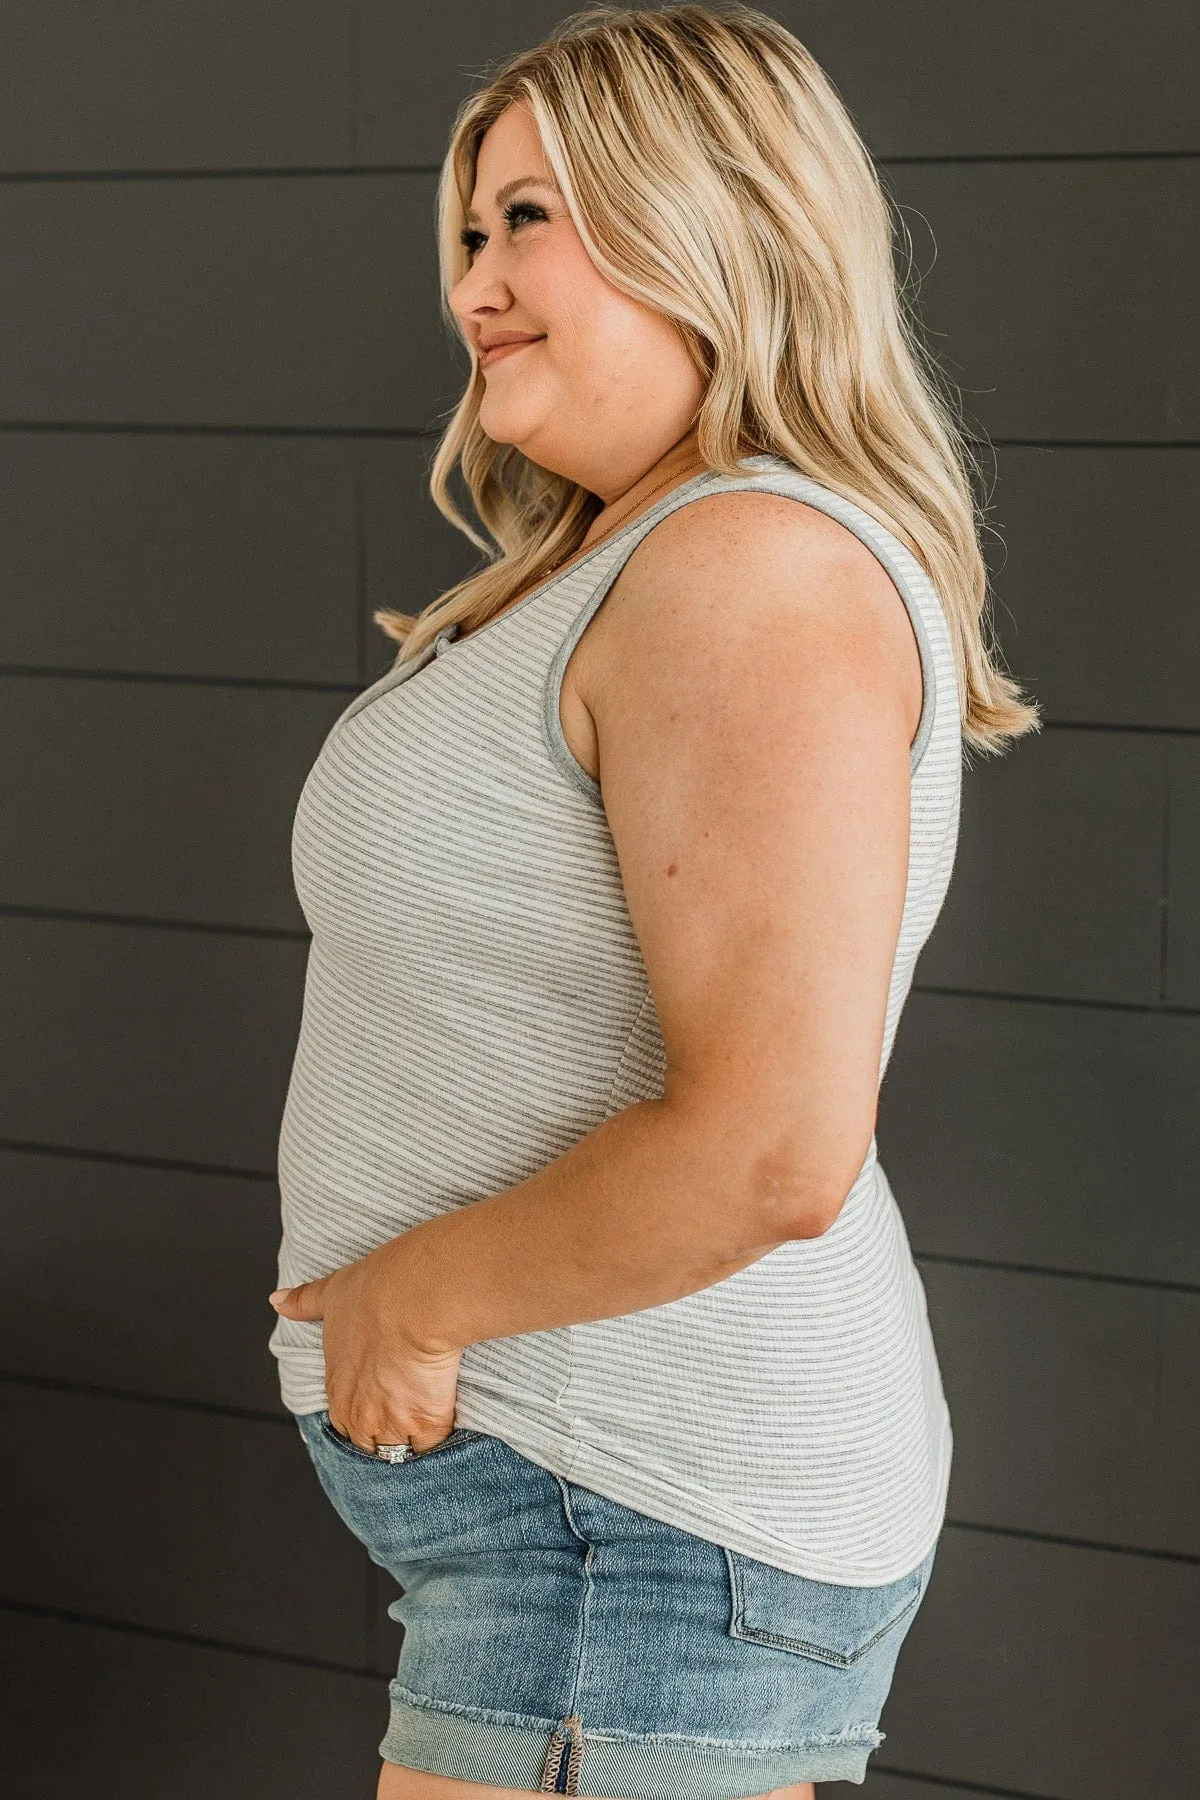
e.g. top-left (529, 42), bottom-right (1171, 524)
top-left (540, 454), bottom-right (951, 802)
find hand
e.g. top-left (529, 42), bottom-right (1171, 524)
top-left (268, 1242), bottom-right (464, 1456)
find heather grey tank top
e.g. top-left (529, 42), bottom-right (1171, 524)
top-left (269, 453), bottom-right (961, 1585)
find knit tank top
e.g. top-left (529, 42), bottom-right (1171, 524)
top-left (269, 453), bottom-right (961, 1586)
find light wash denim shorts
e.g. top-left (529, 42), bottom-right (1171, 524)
top-left (297, 1409), bottom-right (937, 1796)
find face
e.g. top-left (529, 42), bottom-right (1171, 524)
top-left (447, 101), bottom-right (706, 502)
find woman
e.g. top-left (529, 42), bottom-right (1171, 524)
top-left (268, 5), bottom-right (1038, 1796)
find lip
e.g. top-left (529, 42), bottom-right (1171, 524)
top-left (479, 335), bottom-right (545, 368)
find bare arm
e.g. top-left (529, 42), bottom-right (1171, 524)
top-left (274, 493), bottom-right (919, 1367)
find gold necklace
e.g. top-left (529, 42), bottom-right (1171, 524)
top-left (450, 447), bottom-right (719, 644)
top-left (548, 450), bottom-right (711, 574)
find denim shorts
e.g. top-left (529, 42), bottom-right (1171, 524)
top-left (296, 1410), bottom-right (937, 1796)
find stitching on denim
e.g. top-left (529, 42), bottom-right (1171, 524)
top-left (539, 1713), bottom-right (584, 1793)
top-left (540, 1479), bottom-right (593, 1793)
top-left (732, 1600), bottom-right (918, 1666)
top-left (387, 1677), bottom-right (882, 1757)
top-left (724, 1546), bottom-right (921, 1667)
top-left (554, 1478), bottom-right (593, 1723)
top-left (584, 1721), bottom-right (884, 1752)
top-left (388, 1680), bottom-right (560, 1732)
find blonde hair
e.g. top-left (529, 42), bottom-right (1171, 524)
top-left (376, 1), bottom-right (1040, 758)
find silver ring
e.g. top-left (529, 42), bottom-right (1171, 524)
top-left (374, 1441), bottom-right (414, 1463)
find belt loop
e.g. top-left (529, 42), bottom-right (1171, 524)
top-left (539, 1714), bottom-right (584, 1793)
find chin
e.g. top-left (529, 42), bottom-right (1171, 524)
top-left (477, 401), bottom-right (545, 451)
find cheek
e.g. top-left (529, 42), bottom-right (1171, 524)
top-left (523, 243), bottom-right (628, 365)
top-left (516, 237), bottom-right (680, 399)
top-left (543, 301), bottom-right (650, 398)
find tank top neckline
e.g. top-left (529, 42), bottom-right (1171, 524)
top-left (437, 453), bottom-right (783, 657)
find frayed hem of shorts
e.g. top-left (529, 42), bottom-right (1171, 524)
top-left (380, 1682), bottom-right (882, 1795)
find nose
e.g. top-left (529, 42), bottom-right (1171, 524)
top-left (448, 251), bottom-right (508, 326)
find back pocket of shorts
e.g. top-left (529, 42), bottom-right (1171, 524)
top-left (724, 1548), bottom-right (925, 1668)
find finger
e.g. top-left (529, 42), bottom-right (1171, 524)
top-left (398, 1419), bottom-right (458, 1455)
top-left (328, 1414), bottom-right (375, 1453)
top-left (268, 1278), bottom-right (327, 1321)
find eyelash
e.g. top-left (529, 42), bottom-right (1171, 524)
top-left (459, 199), bottom-right (547, 258)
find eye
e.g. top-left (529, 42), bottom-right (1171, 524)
top-left (503, 198), bottom-right (548, 231)
top-left (459, 197), bottom-right (548, 258)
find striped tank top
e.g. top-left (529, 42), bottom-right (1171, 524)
top-left (269, 453), bottom-right (961, 1586)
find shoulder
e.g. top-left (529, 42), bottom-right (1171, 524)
top-left (584, 484), bottom-right (922, 738)
top-left (632, 484), bottom-right (903, 628)
top-left (646, 482), bottom-right (873, 570)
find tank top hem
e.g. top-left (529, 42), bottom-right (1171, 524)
top-left (278, 1359), bottom-right (952, 1588)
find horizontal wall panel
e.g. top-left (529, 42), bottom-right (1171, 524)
top-left (359, 1), bottom-right (1200, 162)
top-left (1, 674), bottom-right (345, 929)
top-left (888, 159), bottom-right (1198, 441)
top-left (0, 1385), bottom-right (367, 1664)
top-left (8, 166), bottom-right (1192, 443)
top-left (1159, 1298), bottom-right (1200, 1559)
top-left (0, 915), bottom-right (307, 1169)
top-left (8, 4), bottom-right (1192, 177)
top-left (0, 2), bottom-right (352, 173)
top-left (789, 0), bottom-right (1200, 159)
top-left (360, 438), bottom-right (492, 683)
top-left (0, 1148), bottom-right (284, 1413)
top-left (986, 446), bottom-right (1200, 730)
top-left (860, 1778), bottom-right (997, 1800)
top-left (0, 431), bottom-right (360, 682)
top-left (878, 994), bottom-right (1200, 1287)
top-left (915, 729), bottom-right (1165, 1005)
top-left (884, 1527), bottom-right (1200, 1797)
top-left (924, 1264), bottom-right (1198, 1556)
top-left (11, 1), bottom-right (1185, 179)
top-left (1166, 739), bottom-right (1200, 1007)
top-left (0, 1609), bottom-right (384, 1800)
top-left (357, 1), bottom-right (571, 165)
top-left (11, 437), bottom-right (1181, 706)
top-left (0, 174), bottom-right (461, 429)
top-left (0, 431), bottom-right (478, 686)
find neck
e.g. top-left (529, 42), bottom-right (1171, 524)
top-left (581, 431), bottom-right (708, 548)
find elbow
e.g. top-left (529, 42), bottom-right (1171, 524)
top-left (788, 1194), bottom-right (845, 1240)
top-left (748, 1137), bottom-right (873, 1242)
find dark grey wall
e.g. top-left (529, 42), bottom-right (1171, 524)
top-left (1, 5), bottom-right (1196, 1796)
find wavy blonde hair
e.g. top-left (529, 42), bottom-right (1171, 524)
top-left (376, 1), bottom-right (1040, 758)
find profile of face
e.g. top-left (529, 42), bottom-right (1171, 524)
top-left (447, 101), bottom-right (706, 498)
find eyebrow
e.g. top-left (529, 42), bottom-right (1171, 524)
top-left (464, 176), bottom-right (561, 224)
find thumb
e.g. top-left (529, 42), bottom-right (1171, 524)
top-left (269, 1278), bottom-right (328, 1322)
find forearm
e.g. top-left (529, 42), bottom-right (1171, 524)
top-left (380, 1094), bottom-right (808, 1356)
